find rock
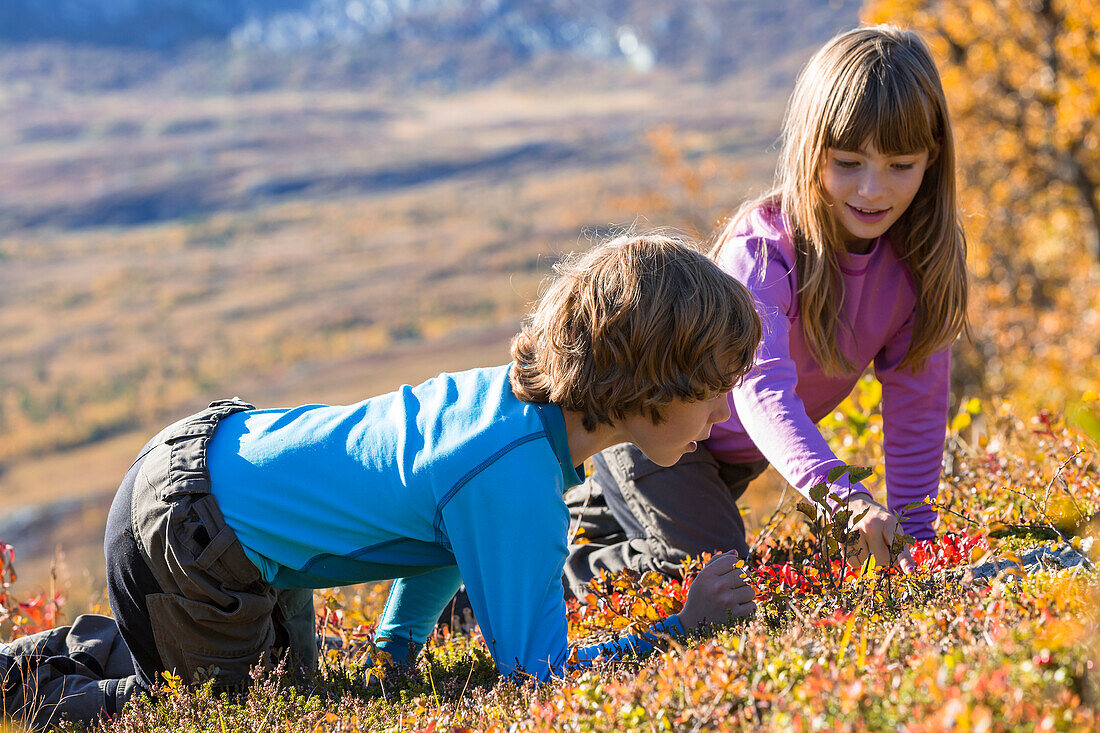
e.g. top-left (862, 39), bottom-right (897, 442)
top-left (961, 542), bottom-right (1092, 587)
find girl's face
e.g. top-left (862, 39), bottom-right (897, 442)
top-left (820, 141), bottom-right (935, 254)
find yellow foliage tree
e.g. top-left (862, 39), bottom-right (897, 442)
top-left (864, 0), bottom-right (1100, 266)
top-left (863, 0), bottom-right (1100, 407)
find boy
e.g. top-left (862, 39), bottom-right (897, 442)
top-left (103, 232), bottom-right (762, 694)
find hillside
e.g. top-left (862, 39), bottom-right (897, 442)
top-left (2, 4), bottom-right (1100, 731)
top-left (0, 1), bottom-right (862, 593)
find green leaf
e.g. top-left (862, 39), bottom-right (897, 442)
top-left (826, 465), bottom-right (850, 483)
top-left (890, 532), bottom-right (915, 554)
top-left (809, 483), bottom-right (828, 504)
top-left (987, 523), bottom-right (1060, 541)
top-left (1069, 402), bottom-right (1100, 447)
top-left (848, 466), bottom-right (874, 484)
top-left (848, 414), bottom-right (869, 433)
top-left (796, 500), bottom-right (818, 519)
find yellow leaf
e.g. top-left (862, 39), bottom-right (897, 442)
top-left (950, 412), bottom-right (972, 432)
top-left (857, 378), bottom-right (883, 411)
top-left (837, 615), bottom-right (858, 665)
top-left (856, 624), bottom-right (869, 671)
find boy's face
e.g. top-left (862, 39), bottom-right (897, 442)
top-left (621, 392), bottom-right (732, 467)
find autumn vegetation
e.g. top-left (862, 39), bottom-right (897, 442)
top-left (3, 0), bottom-right (1100, 730)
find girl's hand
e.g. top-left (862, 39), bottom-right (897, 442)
top-left (846, 495), bottom-right (915, 573)
top-left (678, 551), bottom-right (756, 631)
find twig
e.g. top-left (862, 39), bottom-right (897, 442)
top-left (750, 483), bottom-right (791, 554)
top-left (1003, 481), bottom-right (1077, 553)
top-left (1041, 450), bottom-right (1085, 517)
top-left (927, 500), bottom-right (979, 526)
top-left (567, 481), bottom-right (595, 546)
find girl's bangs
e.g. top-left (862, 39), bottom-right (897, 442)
top-left (826, 64), bottom-right (939, 155)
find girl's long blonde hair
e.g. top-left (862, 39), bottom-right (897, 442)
top-left (714, 25), bottom-right (968, 375)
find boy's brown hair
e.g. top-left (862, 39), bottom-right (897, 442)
top-left (510, 232), bottom-right (761, 430)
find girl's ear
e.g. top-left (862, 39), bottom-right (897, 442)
top-left (925, 144), bottom-right (940, 169)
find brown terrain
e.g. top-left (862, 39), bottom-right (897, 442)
top-left (1, 60), bottom-right (792, 606)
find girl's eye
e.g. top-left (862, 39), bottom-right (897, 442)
top-left (834, 159), bottom-right (860, 169)
top-left (892, 162), bottom-right (916, 171)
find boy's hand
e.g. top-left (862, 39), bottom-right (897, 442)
top-left (677, 551), bottom-right (756, 631)
top-left (846, 495), bottom-right (915, 573)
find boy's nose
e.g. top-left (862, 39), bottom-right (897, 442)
top-left (712, 394), bottom-right (732, 424)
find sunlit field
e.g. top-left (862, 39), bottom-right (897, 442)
top-left (3, 0), bottom-right (1100, 729)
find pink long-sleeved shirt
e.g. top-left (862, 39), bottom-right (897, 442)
top-left (705, 203), bottom-right (949, 539)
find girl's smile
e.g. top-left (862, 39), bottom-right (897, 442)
top-left (846, 204), bottom-right (891, 224)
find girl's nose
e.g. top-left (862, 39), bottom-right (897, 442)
top-left (857, 169), bottom-right (885, 199)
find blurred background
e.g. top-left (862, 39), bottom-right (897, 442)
top-left (1, 0), bottom-right (1097, 611)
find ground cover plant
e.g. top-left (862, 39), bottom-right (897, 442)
top-left (3, 389), bottom-right (1097, 732)
top-left (4, 3), bottom-right (1100, 728)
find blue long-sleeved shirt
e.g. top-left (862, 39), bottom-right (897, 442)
top-left (207, 364), bottom-right (683, 680)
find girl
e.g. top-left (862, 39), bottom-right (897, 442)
top-left (564, 25), bottom-right (968, 595)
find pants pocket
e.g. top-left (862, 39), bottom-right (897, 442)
top-left (148, 590), bottom-right (276, 686)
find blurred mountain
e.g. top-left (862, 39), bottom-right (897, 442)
top-left (0, 0), bottom-right (305, 48)
top-left (0, 0), bottom-right (860, 90)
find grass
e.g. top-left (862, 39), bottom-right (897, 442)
top-left (3, 392), bottom-right (1090, 732)
top-left (4, 30), bottom-right (1100, 732)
